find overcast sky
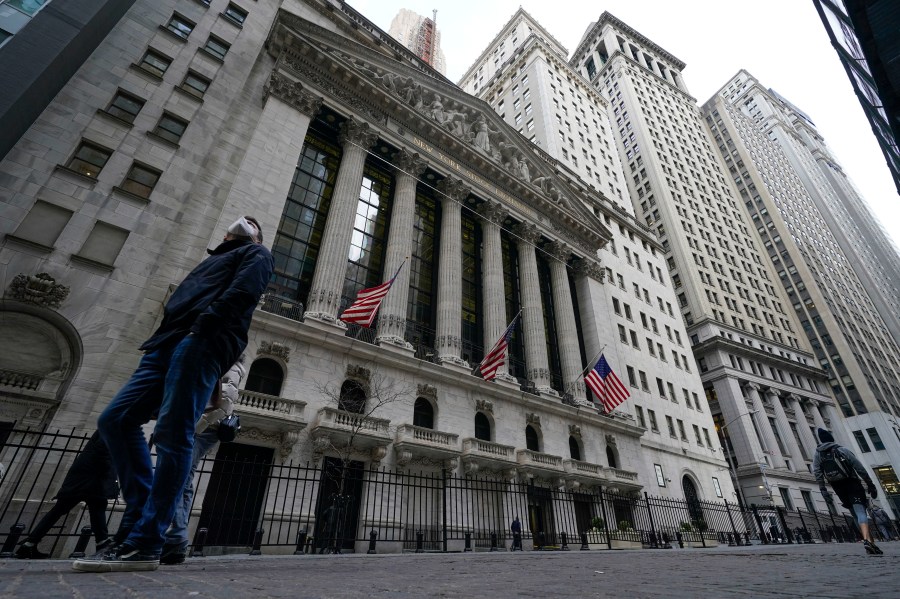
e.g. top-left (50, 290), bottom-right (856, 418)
top-left (350, 0), bottom-right (900, 249)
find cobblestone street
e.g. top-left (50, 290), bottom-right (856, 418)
top-left (1, 542), bottom-right (898, 598)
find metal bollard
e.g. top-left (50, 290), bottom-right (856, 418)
top-left (367, 529), bottom-right (378, 554)
top-left (727, 532), bottom-right (735, 547)
top-left (490, 532), bottom-right (498, 552)
top-left (560, 532), bottom-right (569, 551)
top-left (464, 532), bottom-right (472, 552)
top-left (294, 528), bottom-right (308, 555)
top-left (68, 526), bottom-right (93, 558)
top-left (535, 531), bottom-right (545, 551)
top-left (415, 530), bottom-right (424, 553)
top-left (580, 531), bottom-right (589, 551)
top-left (189, 527), bottom-right (207, 558)
top-left (675, 531), bottom-right (684, 549)
top-left (250, 528), bottom-right (264, 555)
top-left (512, 531), bottom-right (522, 551)
top-left (0, 524), bottom-right (25, 558)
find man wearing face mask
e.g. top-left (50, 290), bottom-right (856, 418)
top-left (74, 216), bottom-right (273, 572)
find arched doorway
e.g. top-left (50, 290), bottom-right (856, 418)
top-left (413, 397), bottom-right (434, 429)
top-left (682, 475), bottom-right (705, 527)
top-left (525, 425), bottom-right (540, 451)
top-left (245, 358), bottom-right (284, 396)
top-left (606, 446), bottom-right (618, 469)
top-left (338, 380), bottom-right (366, 413)
top-left (568, 436), bottom-right (581, 460)
top-left (474, 412), bottom-right (491, 441)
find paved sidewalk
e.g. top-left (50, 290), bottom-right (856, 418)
top-left (1, 542), bottom-right (898, 598)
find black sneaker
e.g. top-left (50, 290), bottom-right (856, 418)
top-left (866, 540), bottom-right (884, 555)
top-left (159, 541), bottom-right (188, 565)
top-left (15, 544), bottom-right (49, 559)
top-left (72, 545), bottom-right (160, 572)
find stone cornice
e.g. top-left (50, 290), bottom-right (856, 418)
top-left (571, 11), bottom-right (686, 71)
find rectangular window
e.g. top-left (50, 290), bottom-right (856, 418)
top-left (648, 409), bottom-right (659, 432)
top-left (526, 119), bottom-right (535, 131)
top-left (693, 424), bottom-right (703, 445)
top-left (703, 428), bottom-right (713, 448)
top-left (120, 162), bottom-right (162, 199)
top-left (105, 90), bottom-right (145, 124)
top-left (654, 463), bottom-right (666, 486)
top-left (66, 140), bottom-right (112, 178)
top-left (626, 365), bottom-right (636, 387)
top-left (639, 371), bottom-right (649, 391)
top-left (152, 112), bottom-right (189, 144)
top-left (618, 324), bottom-right (627, 344)
top-left (666, 415), bottom-right (676, 437)
top-left (9, 201), bottom-right (73, 249)
top-left (180, 70), bottom-right (211, 99)
top-left (778, 487), bottom-right (794, 511)
top-left (165, 13), bottom-right (195, 39)
top-left (203, 35), bottom-right (230, 61)
top-left (712, 477), bottom-right (722, 498)
top-left (801, 490), bottom-right (815, 513)
top-left (74, 221), bottom-right (129, 268)
top-left (853, 430), bottom-right (872, 453)
top-left (223, 3), bottom-right (248, 26)
top-left (635, 405), bottom-right (645, 428)
top-left (866, 428), bottom-right (886, 451)
top-left (677, 419), bottom-right (687, 441)
top-left (138, 48), bottom-right (172, 78)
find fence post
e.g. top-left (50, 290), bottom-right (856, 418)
top-left (367, 529), bottom-right (378, 554)
top-left (442, 467), bottom-right (448, 554)
top-left (828, 508), bottom-right (840, 542)
top-left (751, 505), bottom-right (766, 544)
top-left (464, 531), bottom-right (472, 552)
top-left (250, 528), bottom-right (264, 555)
top-left (490, 532), bottom-right (498, 552)
top-left (416, 530), bottom-right (425, 553)
top-left (0, 524), bottom-right (25, 558)
top-left (598, 487), bottom-right (612, 550)
top-left (294, 528), bottom-right (308, 555)
top-left (580, 531), bottom-right (589, 550)
top-left (724, 499), bottom-right (740, 545)
top-left (560, 532), bottom-right (569, 551)
top-left (643, 492), bottom-right (658, 548)
top-left (775, 507), bottom-right (793, 544)
top-left (68, 526), bottom-right (93, 558)
top-left (189, 527), bottom-right (207, 557)
top-left (797, 509), bottom-right (809, 543)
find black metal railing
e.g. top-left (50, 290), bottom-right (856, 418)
top-left (0, 426), bottom-right (882, 557)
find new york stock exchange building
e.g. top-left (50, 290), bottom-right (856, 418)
top-left (0, 0), bottom-right (735, 554)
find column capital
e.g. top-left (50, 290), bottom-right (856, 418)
top-left (437, 175), bottom-right (471, 201)
top-left (477, 199), bottom-right (509, 224)
top-left (338, 118), bottom-right (379, 149)
top-left (263, 72), bottom-right (323, 117)
top-left (512, 222), bottom-right (540, 245)
top-left (393, 149), bottom-right (428, 177)
top-left (546, 240), bottom-right (572, 262)
top-left (574, 258), bottom-right (605, 282)
top-left (764, 387), bottom-right (782, 399)
top-left (742, 382), bottom-right (761, 392)
top-left (787, 393), bottom-right (802, 402)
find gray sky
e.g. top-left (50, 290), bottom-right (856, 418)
top-left (351, 0), bottom-right (900, 248)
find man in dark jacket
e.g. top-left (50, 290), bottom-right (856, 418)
top-left (74, 217), bottom-right (273, 572)
top-left (812, 427), bottom-right (882, 555)
top-left (16, 431), bottom-right (118, 558)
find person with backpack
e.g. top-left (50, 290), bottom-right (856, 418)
top-left (813, 428), bottom-right (882, 555)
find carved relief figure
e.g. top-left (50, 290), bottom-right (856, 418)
top-left (473, 115), bottom-right (494, 153)
top-left (428, 95), bottom-right (449, 125)
top-left (516, 153), bottom-right (531, 181)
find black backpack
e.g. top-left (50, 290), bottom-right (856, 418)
top-left (820, 447), bottom-right (854, 482)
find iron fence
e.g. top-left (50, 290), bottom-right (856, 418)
top-left (0, 426), bottom-right (872, 557)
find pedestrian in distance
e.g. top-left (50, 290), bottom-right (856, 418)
top-left (73, 216), bottom-right (273, 573)
top-left (510, 516), bottom-right (523, 551)
top-left (870, 503), bottom-right (895, 542)
top-left (812, 427), bottom-right (883, 555)
top-left (16, 431), bottom-right (118, 559)
top-left (160, 356), bottom-right (246, 565)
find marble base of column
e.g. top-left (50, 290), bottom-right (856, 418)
top-left (376, 338), bottom-right (416, 358)
top-left (439, 359), bottom-right (472, 375)
top-left (302, 315), bottom-right (348, 336)
top-left (489, 374), bottom-right (521, 392)
top-left (537, 387), bottom-right (560, 399)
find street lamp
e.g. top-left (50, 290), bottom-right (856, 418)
top-left (717, 409), bottom-right (758, 509)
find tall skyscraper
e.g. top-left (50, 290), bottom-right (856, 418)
top-left (702, 70), bottom-right (900, 515)
top-left (570, 13), bottom-right (842, 510)
top-left (387, 8), bottom-right (446, 76)
top-left (460, 8), bottom-right (734, 505)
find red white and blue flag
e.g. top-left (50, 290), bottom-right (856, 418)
top-left (476, 312), bottom-right (521, 381)
top-left (339, 263), bottom-right (404, 328)
top-left (585, 354), bottom-right (630, 413)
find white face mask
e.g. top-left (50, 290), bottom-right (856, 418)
top-left (227, 217), bottom-right (258, 240)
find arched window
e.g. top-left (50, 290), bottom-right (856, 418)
top-left (245, 358), bottom-right (284, 396)
top-left (569, 436), bottom-right (581, 460)
top-left (338, 380), bottom-right (366, 414)
top-left (474, 412), bottom-right (492, 441)
top-left (413, 398), bottom-right (434, 429)
top-left (525, 425), bottom-right (540, 452)
top-left (606, 446), bottom-right (618, 469)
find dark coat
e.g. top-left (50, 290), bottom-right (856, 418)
top-left (56, 431), bottom-right (119, 501)
top-left (140, 239), bottom-right (274, 373)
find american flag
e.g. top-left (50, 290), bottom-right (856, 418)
top-left (476, 312), bottom-right (521, 381)
top-left (584, 354), bottom-right (630, 413)
top-left (339, 263), bottom-right (404, 328)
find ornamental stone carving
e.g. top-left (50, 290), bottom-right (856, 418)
top-left (526, 413), bottom-right (541, 427)
top-left (475, 398), bottom-right (493, 414)
top-left (512, 222), bottom-right (541, 245)
top-left (417, 383), bottom-right (438, 401)
top-left (605, 434), bottom-right (617, 447)
top-left (393, 149), bottom-right (428, 177)
top-left (574, 259), bottom-right (605, 282)
top-left (263, 72), bottom-right (323, 117)
top-left (437, 175), bottom-right (471, 202)
top-left (546, 240), bottom-right (572, 262)
top-left (6, 273), bottom-right (69, 309)
top-left (258, 341), bottom-right (291, 363)
top-left (569, 424), bottom-right (582, 438)
top-left (345, 364), bottom-right (371, 384)
top-left (338, 118), bottom-right (379, 150)
top-left (477, 199), bottom-right (509, 225)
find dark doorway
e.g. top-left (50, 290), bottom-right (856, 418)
top-left (315, 456), bottom-right (365, 553)
top-left (413, 398), bottom-right (434, 429)
top-left (197, 443), bottom-right (273, 546)
top-left (527, 485), bottom-right (556, 545)
top-left (245, 358), bottom-right (284, 396)
top-left (682, 475), bottom-right (705, 526)
top-left (474, 412), bottom-right (491, 441)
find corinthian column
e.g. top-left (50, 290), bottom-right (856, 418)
top-left (744, 383), bottom-right (787, 469)
top-left (547, 241), bottom-right (587, 403)
top-left (790, 394), bottom-right (818, 460)
top-left (434, 176), bottom-right (470, 367)
top-left (477, 199), bottom-right (513, 379)
top-left (376, 150), bottom-right (428, 349)
top-left (304, 118), bottom-right (378, 324)
top-left (513, 222), bottom-right (553, 394)
top-left (768, 389), bottom-right (805, 471)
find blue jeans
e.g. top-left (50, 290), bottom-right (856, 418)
top-left (165, 429), bottom-right (219, 547)
top-left (98, 334), bottom-right (221, 554)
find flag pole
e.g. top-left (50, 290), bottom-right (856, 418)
top-left (471, 308), bottom-right (523, 377)
top-left (578, 344), bottom-right (607, 379)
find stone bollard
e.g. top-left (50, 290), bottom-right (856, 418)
top-left (250, 528), bottom-right (264, 555)
top-left (294, 528), bottom-right (308, 555)
top-left (0, 524), bottom-right (25, 558)
top-left (68, 526), bottom-right (93, 558)
top-left (464, 532), bottom-right (472, 552)
top-left (189, 527), bottom-right (208, 558)
top-left (367, 529), bottom-right (378, 554)
top-left (580, 531), bottom-right (589, 551)
top-left (490, 532), bottom-right (498, 552)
